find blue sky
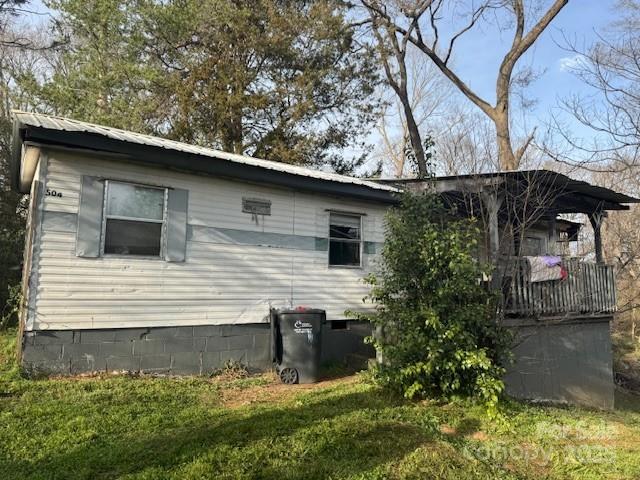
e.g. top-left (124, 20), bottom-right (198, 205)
top-left (432, 2), bottom-right (615, 138)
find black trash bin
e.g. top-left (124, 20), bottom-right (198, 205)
top-left (273, 307), bottom-right (325, 384)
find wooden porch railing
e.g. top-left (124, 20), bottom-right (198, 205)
top-left (502, 257), bottom-right (616, 318)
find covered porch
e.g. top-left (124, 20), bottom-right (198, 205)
top-left (391, 169), bottom-right (640, 320)
top-left (381, 169), bottom-right (640, 409)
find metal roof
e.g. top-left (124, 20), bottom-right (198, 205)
top-left (440, 169), bottom-right (639, 204)
top-left (11, 111), bottom-right (398, 202)
top-left (379, 170), bottom-right (640, 209)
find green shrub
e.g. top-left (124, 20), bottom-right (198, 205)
top-left (0, 283), bottom-right (21, 330)
top-left (356, 192), bottom-right (511, 413)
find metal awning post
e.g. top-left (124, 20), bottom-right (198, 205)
top-left (481, 188), bottom-right (504, 289)
top-left (547, 215), bottom-right (557, 255)
top-left (589, 209), bottom-right (606, 263)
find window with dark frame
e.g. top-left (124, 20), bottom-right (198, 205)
top-left (329, 212), bottom-right (362, 267)
top-left (103, 181), bottom-right (166, 257)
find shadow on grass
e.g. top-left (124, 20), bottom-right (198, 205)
top-left (4, 388), bottom-right (435, 479)
top-left (453, 417), bottom-right (482, 437)
top-left (318, 361), bottom-right (365, 381)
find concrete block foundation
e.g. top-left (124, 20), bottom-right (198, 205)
top-left (20, 320), bottom-right (374, 376)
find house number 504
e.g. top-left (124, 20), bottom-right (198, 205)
top-left (46, 189), bottom-right (63, 198)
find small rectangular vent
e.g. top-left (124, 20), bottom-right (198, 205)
top-left (242, 197), bottom-right (271, 216)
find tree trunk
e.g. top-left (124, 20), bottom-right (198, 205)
top-left (494, 101), bottom-right (517, 171)
top-left (401, 97), bottom-right (427, 178)
top-left (222, 104), bottom-right (244, 154)
top-left (368, 0), bottom-right (568, 175)
top-left (589, 211), bottom-right (605, 263)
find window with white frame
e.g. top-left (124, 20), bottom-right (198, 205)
top-left (103, 180), bottom-right (167, 257)
top-left (329, 212), bottom-right (362, 267)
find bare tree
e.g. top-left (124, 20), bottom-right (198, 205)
top-left (0, 1), bottom-right (47, 48)
top-left (551, 2), bottom-right (640, 172)
top-left (545, 1), bottom-right (640, 383)
top-left (367, 2), bottom-right (435, 177)
top-left (612, 0), bottom-right (640, 31)
top-left (376, 47), bottom-right (452, 177)
top-left (362, 0), bottom-right (569, 172)
top-left (436, 106), bottom-right (500, 175)
top-left (594, 166), bottom-right (640, 377)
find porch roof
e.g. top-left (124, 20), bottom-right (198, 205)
top-left (382, 169), bottom-right (640, 214)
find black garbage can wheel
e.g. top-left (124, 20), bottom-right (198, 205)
top-left (279, 367), bottom-right (298, 384)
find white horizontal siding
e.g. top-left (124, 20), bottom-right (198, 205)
top-left (29, 148), bottom-right (386, 330)
top-left (43, 151), bottom-right (386, 241)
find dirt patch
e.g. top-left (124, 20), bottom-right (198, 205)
top-left (439, 424), bottom-right (456, 436)
top-left (219, 373), bottom-right (359, 409)
top-left (469, 431), bottom-right (488, 441)
top-left (439, 424), bottom-right (488, 441)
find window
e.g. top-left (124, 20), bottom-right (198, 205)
top-left (329, 213), bottom-right (362, 267)
top-left (103, 181), bottom-right (166, 256)
top-left (521, 236), bottom-right (543, 256)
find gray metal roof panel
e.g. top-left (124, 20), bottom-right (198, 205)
top-left (13, 110), bottom-right (398, 194)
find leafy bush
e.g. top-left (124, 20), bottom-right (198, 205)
top-left (357, 192), bottom-right (511, 413)
top-left (0, 284), bottom-right (21, 330)
top-left (1, 109), bottom-right (27, 330)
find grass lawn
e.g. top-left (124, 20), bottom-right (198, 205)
top-left (2, 329), bottom-right (640, 479)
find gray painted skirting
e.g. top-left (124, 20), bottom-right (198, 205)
top-left (504, 317), bottom-right (615, 410)
top-left (20, 321), bottom-right (374, 376)
top-left (19, 313), bottom-right (614, 410)
top-left (42, 210), bottom-right (383, 253)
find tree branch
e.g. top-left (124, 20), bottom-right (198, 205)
top-left (410, 34), bottom-right (496, 119)
top-left (444, 3), bottom-right (492, 65)
top-left (512, 0), bottom-right (525, 48)
top-left (362, 1), bottom-right (496, 119)
top-left (514, 126), bottom-right (537, 163)
top-left (505, 0), bottom-right (568, 71)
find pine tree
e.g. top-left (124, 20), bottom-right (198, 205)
top-left (25, 0), bottom-right (381, 172)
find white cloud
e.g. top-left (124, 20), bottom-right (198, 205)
top-left (558, 54), bottom-right (588, 72)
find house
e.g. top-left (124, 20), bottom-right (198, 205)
top-left (384, 171), bottom-right (640, 409)
top-left (11, 112), bottom-right (639, 409)
top-left (10, 111), bottom-right (396, 376)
